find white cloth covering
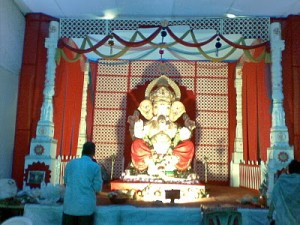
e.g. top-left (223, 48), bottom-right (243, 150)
top-left (1, 216), bottom-right (33, 225)
top-left (23, 204), bottom-right (269, 225)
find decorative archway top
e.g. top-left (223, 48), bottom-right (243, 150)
top-left (60, 17), bottom-right (270, 41)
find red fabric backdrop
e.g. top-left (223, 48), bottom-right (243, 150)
top-left (53, 45), bottom-right (85, 156)
top-left (242, 47), bottom-right (272, 162)
top-left (279, 16), bottom-right (300, 160)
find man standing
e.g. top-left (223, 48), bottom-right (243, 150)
top-left (62, 141), bottom-right (103, 225)
top-left (268, 160), bottom-right (300, 225)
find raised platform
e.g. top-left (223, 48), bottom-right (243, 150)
top-left (110, 179), bottom-right (206, 203)
top-left (21, 184), bottom-right (267, 225)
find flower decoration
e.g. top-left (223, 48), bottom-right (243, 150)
top-left (108, 39), bottom-right (114, 47)
top-left (160, 20), bottom-right (169, 28)
top-left (215, 37), bottom-right (222, 48)
top-left (108, 38), bottom-right (114, 55)
top-left (34, 145), bottom-right (44, 155)
top-left (159, 29), bottom-right (167, 59)
top-left (215, 37), bottom-right (222, 57)
top-left (159, 49), bottom-right (164, 59)
top-left (278, 151), bottom-right (289, 162)
top-left (161, 30), bottom-right (167, 37)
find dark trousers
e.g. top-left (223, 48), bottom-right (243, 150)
top-left (62, 213), bottom-right (94, 225)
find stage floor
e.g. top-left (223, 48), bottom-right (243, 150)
top-left (97, 183), bottom-right (262, 209)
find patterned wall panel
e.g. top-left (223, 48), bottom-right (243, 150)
top-left (194, 61), bottom-right (229, 182)
top-left (94, 93), bottom-right (127, 109)
top-left (197, 95), bottom-right (228, 111)
top-left (198, 128), bottom-right (229, 146)
top-left (96, 76), bottom-right (128, 92)
top-left (180, 78), bottom-right (195, 91)
top-left (130, 61), bottom-right (162, 77)
top-left (196, 78), bottom-right (228, 94)
top-left (196, 62), bottom-right (228, 77)
top-left (93, 110), bottom-right (126, 126)
top-left (95, 143), bottom-right (125, 179)
top-left (205, 163), bottom-right (229, 182)
top-left (196, 111), bottom-right (228, 129)
top-left (98, 60), bottom-right (130, 75)
top-left (93, 126), bottom-right (125, 143)
top-left (93, 66), bottom-right (129, 178)
top-left (195, 145), bottom-right (229, 165)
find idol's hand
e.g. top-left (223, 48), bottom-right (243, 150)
top-left (128, 110), bottom-right (140, 126)
top-left (183, 113), bottom-right (196, 130)
top-left (179, 127), bottom-right (191, 141)
top-left (134, 119), bottom-right (144, 138)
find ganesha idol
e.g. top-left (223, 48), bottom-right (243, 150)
top-left (127, 75), bottom-right (196, 179)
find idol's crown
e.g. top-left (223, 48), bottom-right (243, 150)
top-left (149, 86), bottom-right (175, 104)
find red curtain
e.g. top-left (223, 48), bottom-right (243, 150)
top-left (242, 47), bottom-right (271, 162)
top-left (53, 45), bottom-right (85, 156)
top-left (279, 16), bottom-right (300, 160)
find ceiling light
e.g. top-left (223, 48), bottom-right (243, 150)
top-left (225, 13), bottom-right (236, 18)
top-left (102, 9), bottom-right (118, 20)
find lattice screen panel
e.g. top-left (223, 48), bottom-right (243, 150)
top-left (93, 60), bottom-right (229, 182)
top-left (93, 61), bottom-right (128, 178)
top-left (60, 17), bottom-right (270, 41)
top-left (194, 62), bottom-right (229, 182)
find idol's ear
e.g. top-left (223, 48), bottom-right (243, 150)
top-left (170, 101), bottom-right (186, 122)
top-left (138, 100), bottom-right (153, 120)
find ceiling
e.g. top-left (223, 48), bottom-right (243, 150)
top-left (14, 0), bottom-right (300, 19)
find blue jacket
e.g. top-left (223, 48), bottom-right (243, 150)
top-left (63, 156), bottom-right (102, 216)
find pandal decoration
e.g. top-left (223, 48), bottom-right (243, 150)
top-left (56, 24), bottom-right (270, 63)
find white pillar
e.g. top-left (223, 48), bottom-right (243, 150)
top-left (76, 62), bottom-right (90, 156)
top-left (24, 21), bottom-right (60, 188)
top-left (267, 22), bottom-right (294, 202)
top-left (230, 64), bottom-right (243, 187)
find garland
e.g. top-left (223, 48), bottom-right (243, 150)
top-left (57, 25), bottom-right (270, 63)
